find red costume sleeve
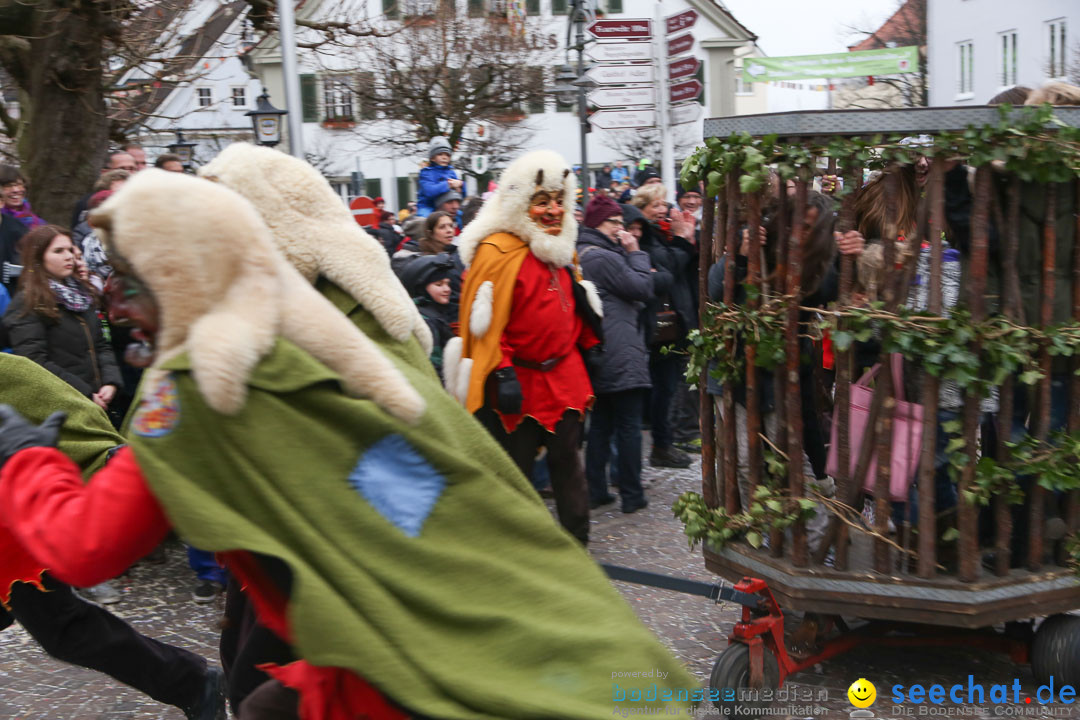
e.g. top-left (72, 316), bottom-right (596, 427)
top-left (578, 319), bottom-right (600, 351)
top-left (0, 446), bottom-right (170, 588)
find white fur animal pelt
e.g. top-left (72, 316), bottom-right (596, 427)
top-left (91, 170), bottom-right (426, 424)
top-left (198, 143), bottom-right (432, 354)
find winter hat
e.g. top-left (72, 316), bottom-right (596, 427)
top-left (88, 190), bottom-right (114, 210)
top-left (399, 253), bottom-right (455, 297)
top-left (583, 194), bottom-right (622, 229)
top-left (676, 183), bottom-right (703, 202)
top-left (634, 166), bottom-right (661, 187)
top-left (434, 190), bottom-right (462, 209)
top-left (402, 215), bottom-right (426, 239)
top-left (428, 136), bottom-right (452, 160)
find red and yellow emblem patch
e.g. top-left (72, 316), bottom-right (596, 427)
top-left (132, 375), bottom-right (180, 438)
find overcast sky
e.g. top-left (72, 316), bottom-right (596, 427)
top-left (717, 0), bottom-right (902, 57)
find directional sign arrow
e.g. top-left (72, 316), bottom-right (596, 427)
top-left (586, 42), bottom-right (653, 63)
top-left (669, 101), bottom-right (702, 126)
top-left (667, 33), bottom-right (693, 58)
top-left (665, 8), bottom-right (697, 35)
top-left (585, 63), bottom-right (655, 85)
top-left (668, 56), bottom-right (701, 81)
top-left (588, 108), bottom-right (657, 130)
top-left (586, 18), bottom-right (653, 40)
top-left (587, 86), bottom-right (655, 108)
top-left (669, 78), bottom-right (703, 103)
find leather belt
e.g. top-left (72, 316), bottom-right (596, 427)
top-left (512, 355), bottom-right (564, 372)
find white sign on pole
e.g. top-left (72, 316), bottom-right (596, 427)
top-left (669, 102), bottom-right (702, 126)
top-left (587, 86), bottom-right (655, 108)
top-left (584, 64), bottom-right (655, 85)
top-left (588, 108), bottom-right (656, 130)
top-left (471, 155), bottom-right (490, 174)
top-left (586, 42), bottom-right (653, 63)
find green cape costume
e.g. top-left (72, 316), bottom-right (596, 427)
top-left (126, 280), bottom-right (697, 720)
top-left (1, 354), bottom-right (123, 604)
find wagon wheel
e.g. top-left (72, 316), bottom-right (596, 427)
top-left (1032, 614), bottom-right (1080, 688)
top-left (709, 642), bottom-right (781, 718)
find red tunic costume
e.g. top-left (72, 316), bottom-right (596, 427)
top-left (0, 445), bottom-right (406, 720)
top-left (494, 251), bottom-right (598, 432)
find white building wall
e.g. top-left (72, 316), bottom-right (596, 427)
top-left (928, 0), bottom-right (1078, 106)
top-left (249, 0), bottom-right (754, 209)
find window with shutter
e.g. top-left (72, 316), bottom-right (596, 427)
top-left (300, 75), bottom-right (318, 122)
top-left (364, 179), bottom-right (383, 199)
top-left (468, 0), bottom-right (484, 17)
top-left (382, 0), bottom-right (399, 18)
top-left (397, 177), bottom-right (413, 205)
top-left (607, 0), bottom-right (622, 12)
top-left (526, 0), bottom-right (539, 13)
top-left (552, 0), bottom-right (567, 14)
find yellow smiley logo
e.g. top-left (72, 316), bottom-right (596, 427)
top-left (848, 678), bottom-right (877, 708)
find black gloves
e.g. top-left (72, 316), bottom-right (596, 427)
top-left (583, 345), bottom-right (604, 377)
top-left (492, 367), bottom-right (523, 415)
top-left (0, 405), bottom-right (67, 466)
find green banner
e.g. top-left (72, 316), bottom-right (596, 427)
top-left (742, 46), bottom-right (919, 83)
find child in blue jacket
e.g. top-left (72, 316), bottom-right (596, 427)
top-left (417, 136), bottom-right (465, 217)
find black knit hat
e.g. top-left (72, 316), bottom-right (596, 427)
top-left (634, 166), bottom-right (661, 187)
top-left (399, 253), bottom-right (455, 298)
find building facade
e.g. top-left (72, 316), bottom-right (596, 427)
top-left (927, 0), bottom-right (1077, 106)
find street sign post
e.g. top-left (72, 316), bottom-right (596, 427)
top-left (585, 64), bottom-right (655, 85)
top-left (664, 8), bottom-right (697, 35)
top-left (668, 56), bottom-right (701, 81)
top-left (666, 33), bottom-right (693, 57)
top-left (669, 78), bottom-right (703, 103)
top-left (588, 109), bottom-right (656, 130)
top-left (586, 42), bottom-right (653, 62)
top-left (349, 196), bottom-right (378, 228)
top-left (669, 102), bottom-right (702, 126)
top-left (587, 86), bottom-right (655, 108)
top-left (586, 18), bottom-right (652, 41)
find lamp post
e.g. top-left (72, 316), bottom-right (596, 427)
top-left (167, 130), bottom-right (197, 170)
top-left (547, 0), bottom-right (596, 202)
top-left (245, 88), bottom-right (288, 147)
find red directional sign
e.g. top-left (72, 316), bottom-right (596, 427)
top-left (350, 195), bottom-right (378, 228)
top-left (667, 33), bottom-right (694, 58)
top-left (586, 18), bottom-right (653, 40)
top-left (665, 8), bottom-right (697, 35)
top-left (669, 78), bottom-right (703, 104)
top-left (669, 56), bottom-right (701, 81)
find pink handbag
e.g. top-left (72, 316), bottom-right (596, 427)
top-left (826, 354), bottom-right (924, 502)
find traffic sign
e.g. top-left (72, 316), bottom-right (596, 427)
top-left (586, 42), bottom-right (653, 62)
top-left (668, 56), bottom-right (701, 81)
top-left (669, 78), bottom-right (703, 103)
top-left (350, 196), bottom-right (378, 228)
top-left (585, 64), bottom-right (655, 85)
top-left (669, 102), bottom-right (702, 126)
top-left (587, 86), bottom-right (655, 108)
top-left (588, 108), bottom-right (656, 130)
top-left (665, 8), bottom-right (697, 35)
top-left (586, 18), bottom-right (653, 41)
top-left (667, 33), bottom-right (694, 57)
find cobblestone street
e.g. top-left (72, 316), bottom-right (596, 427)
top-left (1, 455), bottom-right (1075, 719)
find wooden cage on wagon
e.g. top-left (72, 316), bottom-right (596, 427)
top-left (681, 106), bottom-right (1080, 629)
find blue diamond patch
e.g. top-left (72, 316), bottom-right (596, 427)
top-left (347, 434), bottom-right (446, 537)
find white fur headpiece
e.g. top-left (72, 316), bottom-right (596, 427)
top-left (457, 150), bottom-right (578, 268)
top-left (91, 170), bottom-right (425, 423)
top-left (198, 143), bottom-right (431, 353)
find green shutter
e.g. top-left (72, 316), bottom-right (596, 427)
top-left (382, 0), bottom-right (399, 19)
top-left (552, 0), bottom-right (567, 14)
top-left (357, 72), bottom-right (376, 120)
top-left (364, 178), bottom-right (383, 199)
top-left (526, 0), bottom-right (539, 13)
top-left (300, 74), bottom-right (318, 122)
top-left (396, 176), bottom-right (413, 205)
top-left (527, 68), bottom-right (545, 114)
top-left (695, 65), bottom-right (705, 106)
top-left (468, 0), bottom-right (484, 17)
top-left (554, 66), bottom-right (572, 112)
top-left (607, 0), bottom-right (622, 12)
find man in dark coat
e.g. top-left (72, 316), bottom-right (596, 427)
top-left (577, 195), bottom-right (653, 513)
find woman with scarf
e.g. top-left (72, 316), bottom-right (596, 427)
top-left (1, 165), bottom-right (45, 295)
top-left (2, 225), bottom-right (122, 410)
